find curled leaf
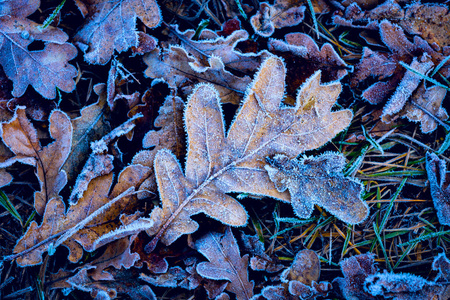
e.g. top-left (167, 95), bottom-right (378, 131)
top-left (425, 152), bottom-right (450, 226)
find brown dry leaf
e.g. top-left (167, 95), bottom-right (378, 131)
top-left (426, 152), bottom-right (450, 226)
top-left (195, 228), bottom-right (254, 300)
top-left (250, 0), bottom-right (305, 37)
top-left (62, 84), bottom-right (110, 182)
top-left (269, 33), bottom-right (350, 103)
top-left (0, 107), bottom-right (72, 215)
top-left (74, 0), bottom-right (161, 65)
top-left (403, 84), bottom-right (448, 133)
top-left (0, 169), bottom-right (12, 187)
top-left (265, 152), bottom-right (368, 224)
top-left (87, 236), bottom-right (140, 281)
top-left (132, 95), bottom-right (185, 198)
top-left (145, 55), bottom-right (352, 251)
top-left (0, 0), bottom-right (77, 98)
top-left (143, 46), bottom-right (251, 105)
top-left (400, 3), bottom-right (450, 48)
top-left (10, 164), bottom-right (151, 266)
top-left (258, 249), bottom-right (331, 300)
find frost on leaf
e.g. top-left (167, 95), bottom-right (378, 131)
top-left (62, 85), bottom-right (111, 182)
top-left (241, 233), bottom-right (283, 273)
top-left (265, 152), bottom-right (368, 224)
top-left (269, 33), bottom-right (350, 104)
top-left (403, 84), bottom-right (448, 133)
top-left (399, 3), bottom-right (450, 48)
top-left (258, 249), bottom-right (331, 300)
top-left (350, 20), bottom-right (450, 132)
top-left (57, 267), bottom-right (156, 300)
top-left (250, 0), bottom-right (305, 37)
top-left (364, 272), bottom-right (443, 299)
top-left (425, 152), bottom-right (450, 226)
top-left (334, 253), bottom-right (377, 300)
top-left (143, 46), bottom-right (251, 105)
top-left (0, 0), bottom-right (77, 98)
top-left (145, 56), bottom-right (353, 250)
top-left (164, 27), bottom-right (268, 73)
top-left (195, 228), bottom-right (254, 300)
top-left (11, 164), bottom-right (150, 266)
top-left (132, 95), bottom-right (185, 198)
top-left (74, 0), bottom-right (161, 65)
top-left (0, 107), bottom-right (72, 215)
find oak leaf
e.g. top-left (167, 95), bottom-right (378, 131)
top-left (11, 164), bottom-right (150, 266)
top-left (0, 0), bottom-right (78, 98)
top-left (145, 56), bottom-right (353, 250)
top-left (0, 107), bottom-right (72, 215)
top-left (265, 152), bottom-right (368, 224)
top-left (74, 0), bottom-right (161, 65)
top-left (195, 228), bottom-right (254, 300)
top-left (425, 152), bottom-right (450, 226)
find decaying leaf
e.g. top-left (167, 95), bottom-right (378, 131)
top-left (334, 1), bottom-right (450, 48)
top-left (144, 46), bottom-right (251, 105)
top-left (426, 152), bottom-right (450, 226)
top-left (165, 27), bottom-right (268, 73)
top-left (265, 152), bottom-right (368, 224)
top-left (334, 253), bottom-right (378, 300)
top-left (250, 0), bottom-right (305, 37)
top-left (62, 85), bottom-right (111, 182)
top-left (74, 0), bottom-right (161, 65)
top-left (403, 84), bottom-right (448, 133)
top-left (0, 0), bottom-right (77, 98)
top-left (0, 107), bottom-right (72, 215)
top-left (60, 267), bottom-right (156, 300)
top-left (145, 56), bottom-right (353, 250)
top-left (268, 33), bottom-right (350, 103)
top-left (241, 233), bottom-right (283, 273)
top-left (132, 95), bottom-right (185, 197)
top-left (257, 249), bottom-right (331, 300)
top-left (350, 20), bottom-right (449, 132)
top-left (0, 169), bottom-right (12, 187)
top-left (11, 164), bottom-right (150, 266)
top-left (195, 228), bottom-right (254, 300)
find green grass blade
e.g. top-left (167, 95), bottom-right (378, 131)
top-left (0, 190), bottom-right (22, 226)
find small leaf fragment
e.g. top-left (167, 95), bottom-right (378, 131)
top-left (426, 152), bottom-right (450, 226)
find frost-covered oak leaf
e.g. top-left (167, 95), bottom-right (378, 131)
top-left (195, 228), bottom-right (254, 300)
top-left (0, 107), bottom-right (72, 215)
top-left (0, 0), bottom-right (77, 98)
top-left (145, 56), bottom-right (353, 251)
top-left (11, 164), bottom-right (150, 266)
top-left (265, 152), bottom-right (368, 224)
top-left (74, 0), bottom-right (161, 65)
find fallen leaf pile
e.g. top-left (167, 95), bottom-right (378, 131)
top-left (0, 0), bottom-right (449, 299)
